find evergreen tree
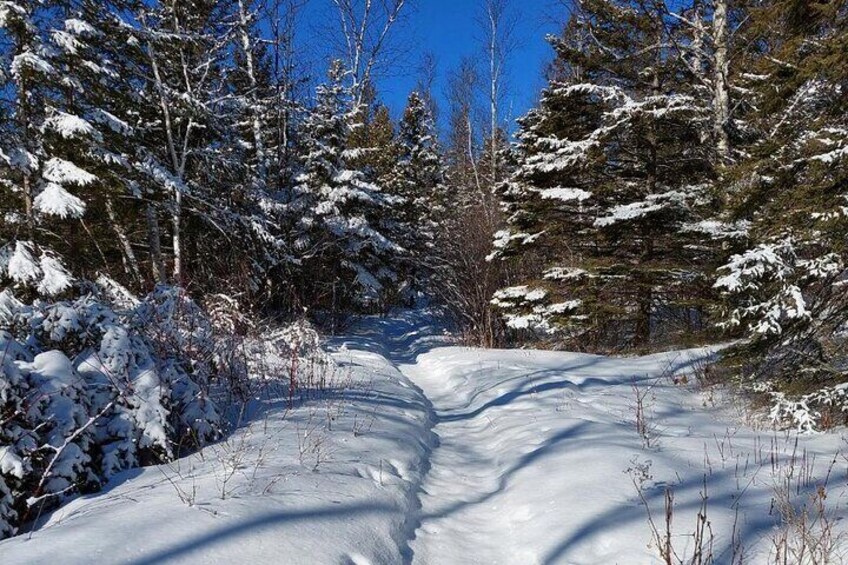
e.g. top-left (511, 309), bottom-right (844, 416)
top-left (290, 62), bottom-right (401, 314)
top-left (715, 0), bottom-right (848, 400)
top-left (0, 0), bottom-right (143, 297)
top-left (490, 0), bottom-right (718, 349)
top-left (383, 91), bottom-right (447, 299)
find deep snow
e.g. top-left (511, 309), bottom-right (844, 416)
top-left (2, 311), bottom-right (847, 564)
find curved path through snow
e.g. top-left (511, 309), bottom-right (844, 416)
top-left (387, 322), bottom-right (848, 564)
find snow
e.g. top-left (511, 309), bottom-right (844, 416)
top-left (43, 157), bottom-right (97, 186)
top-left (33, 182), bottom-right (86, 219)
top-left (51, 30), bottom-right (83, 55)
top-left (64, 18), bottom-right (98, 37)
top-left (0, 448), bottom-right (25, 480)
top-left (26, 351), bottom-right (77, 390)
top-left (538, 187), bottom-right (592, 202)
top-left (681, 219), bottom-right (750, 239)
top-left (0, 313), bottom-right (438, 565)
top-left (6, 241), bottom-right (41, 284)
top-left (2, 311), bottom-right (847, 563)
top-left (543, 267), bottom-right (590, 281)
top-left (92, 109), bottom-right (133, 134)
top-left (0, 2), bottom-right (26, 29)
top-left (402, 343), bottom-right (848, 564)
top-left (1, 242), bottom-right (74, 295)
top-left (594, 190), bottom-right (696, 227)
top-left (491, 285), bottom-right (546, 304)
top-left (44, 111), bottom-right (100, 140)
top-left (11, 51), bottom-right (55, 77)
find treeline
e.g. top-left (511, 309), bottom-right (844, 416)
top-left (491, 0), bottom-right (848, 429)
top-left (0, 0), bottom-right (444, 320)
top-left (0, 0), bottom-right (846, 537)
top-left (0, 0), bottom-right (523, 536)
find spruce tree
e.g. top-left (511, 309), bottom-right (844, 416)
top-left (715, 0), bottom-right (848, 400)
top-left (290, 62), bottom-right (401, 314)
top-left (490, 0), bottom-right (718, 349)
top-left (383, 92), bottom-right (447, 300)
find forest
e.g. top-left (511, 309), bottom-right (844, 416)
top-left (0, 0), bottom-right (847, 560)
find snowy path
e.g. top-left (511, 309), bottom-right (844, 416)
top-left (2, 311), bottom-right (847, 564)
top-left (397, 344), bottom-right (848, 564)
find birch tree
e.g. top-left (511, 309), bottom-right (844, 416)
top-left (480, 0), bottom-right (516, 188)
top-left (136, 1), bottom-right (229, 284)
top-left (328, 0), bottom-right (411, 105)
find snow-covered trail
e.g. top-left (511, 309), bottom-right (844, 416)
top-left (397, 347), bottom-right (686, 564)
top-left (396, 343), bottom-right (848, 564)
top-left (1, 311), bottom-right (847, 564)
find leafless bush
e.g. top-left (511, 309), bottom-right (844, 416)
top-left (631, 378), bottom-right (660, 448)
top-left (629, 471), bottom-right (728, 565)
top-left (432, 200), bottom-right (513, 348)
top-left (769, 454), bottom-right (846, 564)
top-left (296, 408), bottom-right (334, 472)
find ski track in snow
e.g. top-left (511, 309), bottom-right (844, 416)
top-left (2, 310), bottom-right (848, 564)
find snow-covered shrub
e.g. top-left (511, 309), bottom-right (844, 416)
top-left (244, 317), bottom-right (335, 401)
top-left (767, 385), bottom-right (848, 433)
top-left (204, 294), bottom-right (252, 402)
top-left (0, 332), bottom-right (36, 538)
top-left (0, 286), bottom-right (224, 539)
top-left (0, 328), bottom-right (94, 537)
top-left (134, 285), bottom-right (221, 445)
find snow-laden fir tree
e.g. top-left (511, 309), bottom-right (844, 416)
top-left (490, 0), bottom-right (720, 349)
top-left (289, 61), bottom-right (402, 314)
top-left (383, 91), bottom-right (448, 300)
top-left (0, 0), bottom-right (112, 296)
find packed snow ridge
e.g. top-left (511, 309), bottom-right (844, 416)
top-left (2, 311), bottom-right (847, 564)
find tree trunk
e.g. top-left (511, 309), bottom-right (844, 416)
top-left (19, 74), bottom-right (34, 239)
top-left (237, 0), bottom-right (268, 183)
top-left (713, 0), bottom-right (731, 159)
top-left (488, 5), bottom-right (498, 189)
top-left (23, 174), bottom-right (34, 239)
top-left (107, 198), bottom-right (143, 285)
top-left (146, 203), bottom-right (167, 284)
top-left (172, 190), bottom-right (182, 284)
top-left (636, 23), bottom-right (662, 349)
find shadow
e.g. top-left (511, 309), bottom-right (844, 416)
top-left (539, 457), bottom-right (813, 565)
top-left (127, 501), bottom-right (396, 565)
top-left (420, 421), bottom-right (593, 523)
top-left (326, 309), bottom-right (453, 367)
top-left (21, 466), bottom-right (148, 535)
top-left (439, 364), bottom-right (605, 423)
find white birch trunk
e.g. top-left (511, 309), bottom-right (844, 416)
top-left (713, 0), bottom-right (731, 159)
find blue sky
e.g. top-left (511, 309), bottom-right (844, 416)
top-left (300, 0), bottom-right (564, 132)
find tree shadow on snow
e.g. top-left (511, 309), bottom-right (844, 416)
top-left (126, 501), bottom-right (397, 565)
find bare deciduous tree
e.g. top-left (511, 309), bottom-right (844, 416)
top-left (327, 0), bottom-right (412, 104)
top-left (479, 0), bottom-right (517, 187)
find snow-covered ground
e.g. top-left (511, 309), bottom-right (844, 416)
top-left (2, 311), bottom-right (847, 564)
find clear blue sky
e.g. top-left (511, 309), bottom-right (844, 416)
top-left (299, 0), bottom-right (564, 132)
